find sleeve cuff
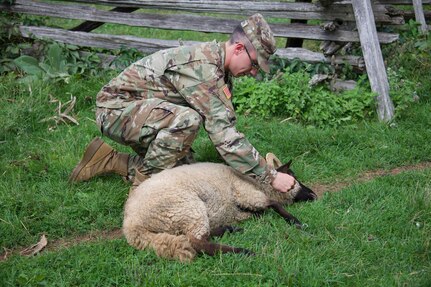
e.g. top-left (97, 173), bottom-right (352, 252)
top-left (255, 167), bottom-right (278, 185)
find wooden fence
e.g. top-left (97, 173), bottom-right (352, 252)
top-left (1, 0), bottom-right (430, 122)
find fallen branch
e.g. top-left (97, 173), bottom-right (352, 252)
top-left (41, 95), bottom-right (79, 126)
top-left (20, 234), bottom-right (48, 257)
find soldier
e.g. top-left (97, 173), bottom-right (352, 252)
top-left (69, 14), bottom-right (295, 193)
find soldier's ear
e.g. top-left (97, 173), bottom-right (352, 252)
top-left (233, 42), bottom-right (245, 54)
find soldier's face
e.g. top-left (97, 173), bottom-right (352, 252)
top-left (230, 43), bottom-right (259, 78)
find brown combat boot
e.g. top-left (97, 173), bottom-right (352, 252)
top-left (69, 137), bottom-right (129, 183)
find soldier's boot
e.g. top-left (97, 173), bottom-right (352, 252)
top-left (129, 169), bottom-right (151, 192)
top-left (69, 137), bottom-right (129, 183)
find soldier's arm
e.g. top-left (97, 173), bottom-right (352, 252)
top-left (180, 78), bottom-right (277, 185)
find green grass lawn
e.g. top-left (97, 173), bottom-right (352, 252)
top-left (1, 5), bottom-right (431, 285)
top-left (0, 70), bottom-right (430, 286)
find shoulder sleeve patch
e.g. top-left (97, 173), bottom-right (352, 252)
top-left (222, 85), bottom-right (232, 100)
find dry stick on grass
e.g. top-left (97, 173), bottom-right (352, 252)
top-left (41, 95), bottom-right (79, 126)
top-left (19, 234), bottom-right (48, 257)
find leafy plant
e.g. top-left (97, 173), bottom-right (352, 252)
top-left (111, 46), bottom-right (144, 70)
top-left (12, 42), bottom-right (101, 83)
top-left (0, 12), bottom-right (19, 42)
top-left (268, 56), bottom-right (335, 80)
top-left (387, 67), bottom-right (417, 115)
top-left (383, 19), bottom-right (431, 102)
top-left (14, 43), bottom-right (71, 83)
top-left (233, 68), bottom-right (378, 127)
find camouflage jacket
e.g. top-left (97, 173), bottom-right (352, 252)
top-left (96, 41), bottom-right (277, 185)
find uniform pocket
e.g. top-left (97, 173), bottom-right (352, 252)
top-left (117, 98), bottom-right (166, 144)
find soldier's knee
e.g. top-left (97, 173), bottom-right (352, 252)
top-left (188, 109), bottom-right (202, 130)
top-left (175, 108), bottom-right (202, 132)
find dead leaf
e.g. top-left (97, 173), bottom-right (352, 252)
top-left (48, 94), bottom-right (58, 103)
top-left (0, 247), bottom-right (11, 261)
top-left (20, 234), bottom-right (48, 256)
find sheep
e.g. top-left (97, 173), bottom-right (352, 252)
top-left (123, 153), bottom-right (316, 262)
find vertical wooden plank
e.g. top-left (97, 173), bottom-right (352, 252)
top-left (412, 0), bottom-right (428, 33)
top-left (351, 0), bottom-right (394, 122)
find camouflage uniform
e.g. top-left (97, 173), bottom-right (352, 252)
top-left (95, 14), bottom-right (278, 185)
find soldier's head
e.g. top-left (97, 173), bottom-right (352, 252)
top-left (225, 14), bottom-right (276, 77)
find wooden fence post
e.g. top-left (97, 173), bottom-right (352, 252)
top-left (351, 0), bottom-right (394, 122)
top-left (412, 0), bottom-right (429, 34)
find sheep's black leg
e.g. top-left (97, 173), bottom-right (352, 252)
top-left (268, 200), bottom-right (303, 229)
top-left (210, 225), bottom-right (243, 237)
top-left (189, 236), bottom-right (255, 257)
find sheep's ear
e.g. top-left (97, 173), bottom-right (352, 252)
top-left (266, 153), bottom-right (282, 169)
top-left (276, 160), bottom-right (293, 174)
top-left (276, 163), bottom-right (290, 174)
top-left (286, 160), bottom-right (292, 168)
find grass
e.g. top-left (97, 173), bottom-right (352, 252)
top-left (1, 5), bottom-right (431, 286)
top-left (0, 169), bottom-right (430, 286)
top-left (0, 70), bottom-right (431, 286)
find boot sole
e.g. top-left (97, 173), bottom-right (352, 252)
top-left (69, 137), bottom-right (104, 183)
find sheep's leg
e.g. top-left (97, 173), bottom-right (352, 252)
top-left (210, 225), bottom-right (243, 237)
top-left (268, 200), bottom-right (303, 229)
top-left (188, 236), bottom-right (255, 256)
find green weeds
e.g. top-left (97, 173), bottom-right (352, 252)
top-left (233, 70), bottom-right (377, 126)
top-left (12, 42), bottom-right (101, 84)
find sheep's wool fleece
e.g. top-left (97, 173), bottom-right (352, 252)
top-left (123, 162), bottom-right (297, 241)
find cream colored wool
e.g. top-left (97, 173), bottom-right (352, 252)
top-left (123, 162), bottom-right (299, 262)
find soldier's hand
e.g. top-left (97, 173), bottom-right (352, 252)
top-left (271, 172), bottom-right (295, 193)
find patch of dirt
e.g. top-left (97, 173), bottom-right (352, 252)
top-left (0, 229), bottom-right (122, 262)
top-left (49, 229), bottom-right (123, 250)
top-left (312, 161), bottom-right (431, 198)
top-left (2, 161), bottom-right (431, 262)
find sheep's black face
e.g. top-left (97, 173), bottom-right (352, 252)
top-left (292, 182), bottom-right (317, 202)
top-left (276, 160), bottom-right (317, 202)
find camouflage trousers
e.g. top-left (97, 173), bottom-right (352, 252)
top-left (96, 98), bottom-right (202, 178)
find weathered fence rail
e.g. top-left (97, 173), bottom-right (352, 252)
top-left (5, 0), bottom-right (402, 43)
top-left (1, 0), bottom-right (430, 122)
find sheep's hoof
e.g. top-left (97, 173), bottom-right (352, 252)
top-left (242, 249), bottom-right (256, 257)
top-left (211, 225), bottom-right (243, 237)
top-left (227, 226), bottom-right (243, 233)
top-left (295, 223), bottom-right (308, 230)
top-left (287, 218), bottom-right (302, 227)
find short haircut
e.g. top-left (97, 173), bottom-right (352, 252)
top-left (229, 25), bottom-right (255, 52)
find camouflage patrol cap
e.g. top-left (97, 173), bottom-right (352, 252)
top-left (240, 13), bottom-right (276, 73)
